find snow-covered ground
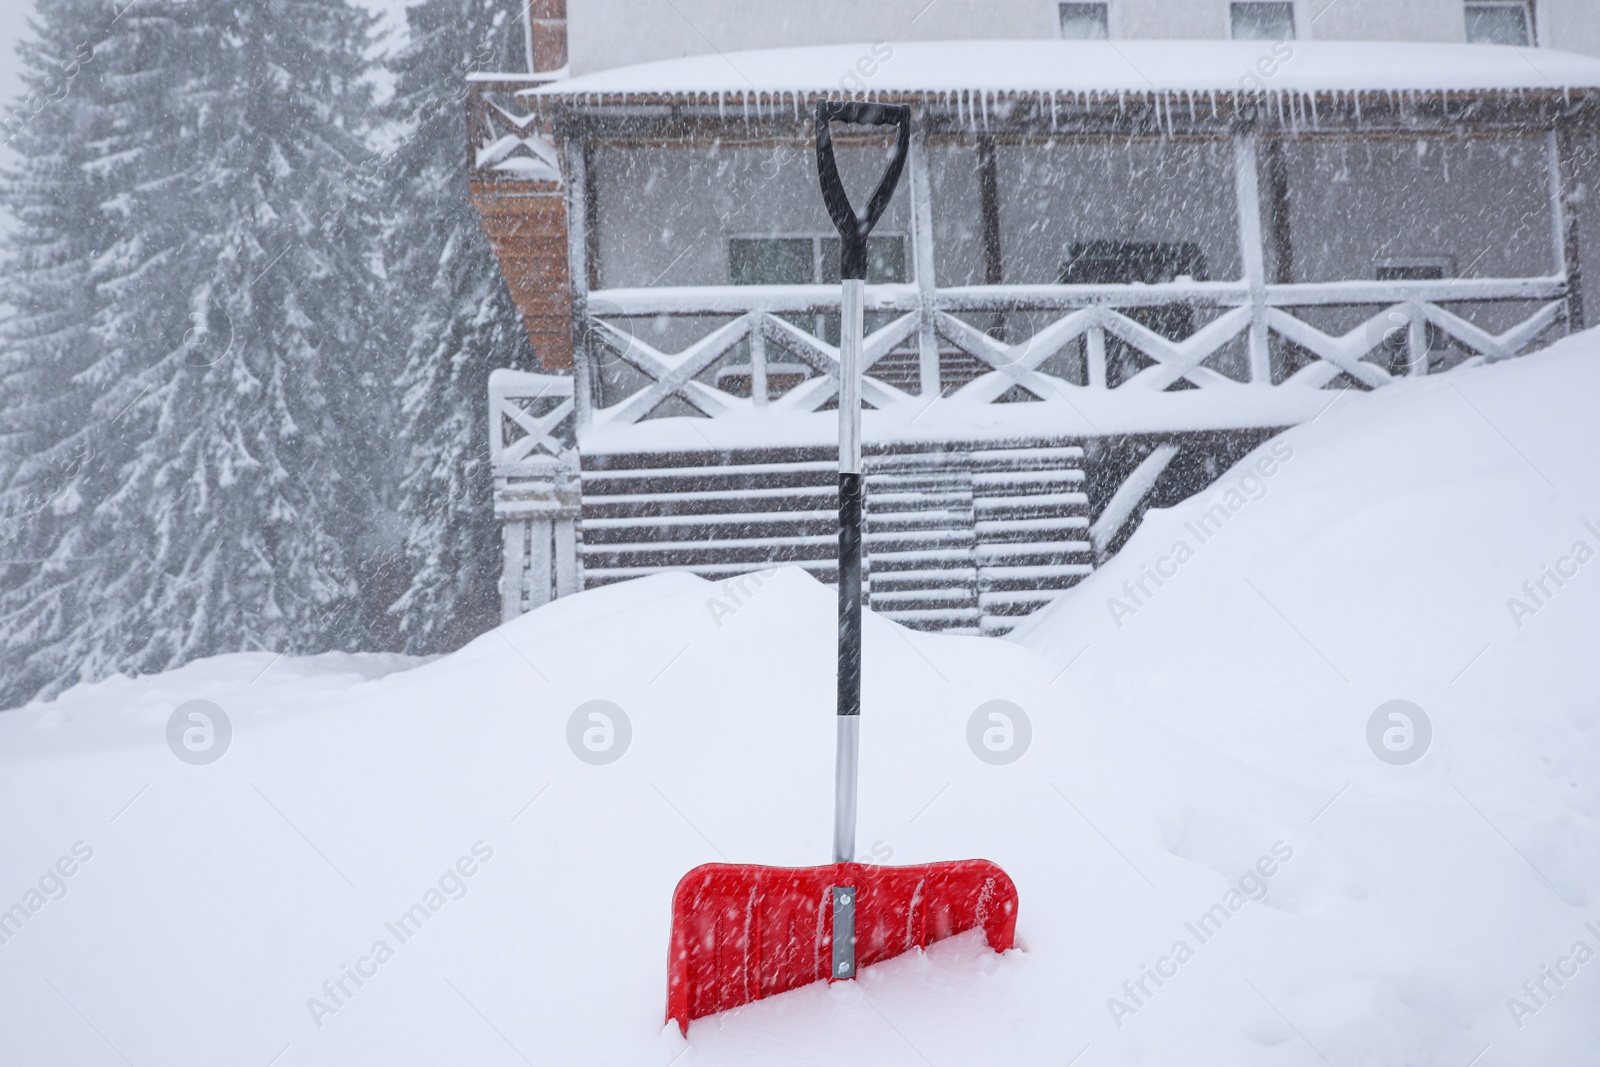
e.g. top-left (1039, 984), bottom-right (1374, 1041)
top-left (3, 332), bottom-right (1599, 1065)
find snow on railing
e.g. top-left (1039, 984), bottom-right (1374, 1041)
top-left (568, 278), bottom-right (1570, 443)
top-left (489, 369), bottom-right (574, 466)
top-left (467, 75), bottom-right (562, 183)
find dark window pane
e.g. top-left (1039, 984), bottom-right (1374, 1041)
top-left (1374, 263), bottom-right (1447, 282)
top-left (729, 237), bottom-right (813, 285)
top-left (1059, 2), bottom-right (1109, 39)
top-left (1465, 2), bottom-right (1531, 45)
top-left (1230, 1), bottom-right (1296, 40)
top-left (1060, 241), bottom-right (1208, 286)
top-left (1060, 242), bottom-right (1208, 386)
top-left (1058, 241), bottom-right (1203, 343)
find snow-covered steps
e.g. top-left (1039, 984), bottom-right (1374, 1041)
top-left (863, 455), bottom-right (981, 633)
top-left (577, 440), bottom-right (1093, 633)
top-left (580, 450), bottom-right (842, 583)
top-left (970, 448), bottom-right (1093, 635)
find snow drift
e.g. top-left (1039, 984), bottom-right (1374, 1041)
top-left (3, 332), bottom-right (1599, 1064)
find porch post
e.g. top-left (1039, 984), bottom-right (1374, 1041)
top-left (552, 451), bottom-right (582, 597)
top-left (1406, 315), bottom-right (1429, 377)
top-left (1232, 129), bottom-right (1272, 384)
top-left (1265, 138), bottom-right (1294, 284)
top-left (500, 508), bottom-right (528, 623)
top-left (1548, 126), bottom-right (1586, 331)
top-left (749, 315), bottom-right (770, 407)
top-left (1085, 324), bottom-right (1108, 389)
top-left (521, 0), bottom-right (535, 73)
top-left (564, 134), bottom-right (595, 430)
top-left (977, 134), bottom-right (1005, 342)
top-left (909, 116), bottom-right (941, 396)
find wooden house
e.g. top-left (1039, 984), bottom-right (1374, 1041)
top-left (467, 37), bottom-right (1599, 634)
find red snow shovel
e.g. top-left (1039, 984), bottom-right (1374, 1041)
top-left (665, 102), bottom-right (1019, 1036)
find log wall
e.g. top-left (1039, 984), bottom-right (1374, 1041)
top-left (470, 177), bottom-right (573, 369)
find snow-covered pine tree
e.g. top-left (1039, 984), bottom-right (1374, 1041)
top-left (0, 0), bottom-right (150, 705)
top-left (383, 0), bottom-right (533, 654)
top-left (0, 0), bottom-right (396, 706)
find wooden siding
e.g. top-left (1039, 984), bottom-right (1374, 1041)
top-left (471, 177), bottom-right (573, 369)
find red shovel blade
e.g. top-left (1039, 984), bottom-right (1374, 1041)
top-left (666, 859), bottom-right (1017, 1033)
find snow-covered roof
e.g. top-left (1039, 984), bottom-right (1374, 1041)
top-left (525, 40), bottom-right (1600, 100)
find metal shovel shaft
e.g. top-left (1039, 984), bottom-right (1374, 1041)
top-left (834, 276), bottom-right (865, 865)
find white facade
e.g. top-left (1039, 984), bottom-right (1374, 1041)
top-left (566, 0), bottom-right (1600, 75)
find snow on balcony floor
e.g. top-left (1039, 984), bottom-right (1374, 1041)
top-left (524, 40), bottom-right (1600, 100)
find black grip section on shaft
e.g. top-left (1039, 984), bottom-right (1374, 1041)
top-left (837, 472), bottom-right (863, 717)
top-left (815, 102), bottom-right (912, 281)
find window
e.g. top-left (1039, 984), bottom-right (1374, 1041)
top-left (1230, 1), bottom-right (1296, 40)
top-left (1059, 2), bottom-right (1110, 40)
top-left (725, 235), bottom-right (907, 397)
top-left (1465, 1), bottom-right (1532, 45)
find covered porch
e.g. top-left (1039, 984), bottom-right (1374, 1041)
top-left (469, 40), bottom-right (1600, 631)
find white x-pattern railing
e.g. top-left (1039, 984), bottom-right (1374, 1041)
top-left (489, 369), bottom-right (575, 465)
top-left (569, 284), bottom-right (1568, 439)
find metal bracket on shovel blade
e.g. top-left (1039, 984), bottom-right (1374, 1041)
top-left (832, 885), bottom-right (857, 980)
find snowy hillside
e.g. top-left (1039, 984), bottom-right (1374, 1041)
top-left (3, 333), bottom-right (1599, 1065)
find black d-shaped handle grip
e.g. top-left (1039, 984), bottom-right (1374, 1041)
top-left (815, 101), bottom-right (912, 281)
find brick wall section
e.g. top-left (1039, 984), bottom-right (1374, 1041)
top-left (470, 177), bottom-right (573, 369)
top-left (529, 0), bottom-right (568, 72)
